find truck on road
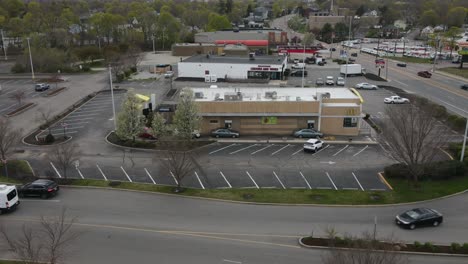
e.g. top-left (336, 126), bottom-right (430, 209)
top-left (340, 64), bottom-right (365, 77)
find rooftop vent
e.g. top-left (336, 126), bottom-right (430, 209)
top-left (194, 92), bottom-right (204, 99)
top-left (265, 91), bottom-right (277, 99)
top-left (224, 92), bottom-right (242, 101)
top-left (296, 97), bottom-right (301, 101)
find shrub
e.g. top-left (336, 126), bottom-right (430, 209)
top-left (447, 114), bottom-right (459, 124)
top-left (108, 181), bottom-right (121, 187)
top-left (428, 160), bottom-right (465, 180)
top-left (11, 63), bottom-right (26, 73)
top-left (81, 65), bottom-right (91, 72)
top-left (130, 66), bottom-right (137, 73)
top-left (432, 105), bottom-right (447, 118)
top-left (423, 242), bottom-right (435, 252)
top-left (45, 134), bottom-right (55, 143)
top-left (384, 163), bottom-right (410, 179)
top-left (450, 242), bottom-right (461, 253)
top-left (462, 243), bottom-right (468, 253)
top-left (413, 241), bottom-right (422, 248)
top-left (452, 117), bottom-right (467, 130)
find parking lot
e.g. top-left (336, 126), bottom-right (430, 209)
top-left (0, 79), bottom-right (39, 115)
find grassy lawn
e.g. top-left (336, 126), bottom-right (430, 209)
top-left (0, 160), bottom-right (32, 183)
top-left (438, 67), bottom-right (468, 79)
top-left (384, 56), bottom-right (432, 64)
top-left (0, 261), bottom-right (24, 264)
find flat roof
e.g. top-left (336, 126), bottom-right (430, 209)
top-left (181, 54), bottom-right (286, 65)
top-left (188, 87), bottom-right (359, 102)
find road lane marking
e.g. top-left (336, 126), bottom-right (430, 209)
top-left (169, 170), bottom-right (179, 185)
top-left (352, 145), bottom-right (369, 157)
top-left (223, 259), bottom-right (242, 264)
top-left (245, 171), bottom-right (259, 189)
top-left (325, 172), bottom-right (338, 190)
top-left (352, 172), bottom-right (364, 191)
top-left (144, 168), bottom-right (156, 184)
top-left (271, 144), bottom-right (290, 155)
top-left (251, 144), bottom-right (274, 154)
top-left (229, 144), bottom-right (258, 154)
top-left (332, 145), bottom-right (349, 156)
top-left (438, 99), bottom-right (468, 115)
top-left (49, 162), bottom-right (62, 178)
top-left (96, 164), bottom-right (108, 181)
top-left (76, 167), bottom-right (84, 179)
top-left (209, 144), bottom-right (237, 155)
top-left (272, 171), bottom-right (286, 189)
top-left (393, 79), bottom-right (409, 87)
top-left (219, 171), bottom-right (232, 188)
top-left (291, 148), bottom-right (303, 156)
top-left (299, 171), bottom-right (312, 189)
top-left (120, 166), bottom-right (132, 182)
top-left (312, 144), bottom-right (329, 155)
top-left (194, 172), bottom-right (205, 189)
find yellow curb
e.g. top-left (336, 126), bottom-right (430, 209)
top-left (378, 172), bottom-right (393, 190)
top-left (439, 148), bottom-right (454, 160)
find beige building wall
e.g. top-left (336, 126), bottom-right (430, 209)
top-left (198, 101), bottom-right (320, 114)
top-left (321, 117), bottom-right (359, 136)
top-left (321, 106), bottom-right (360, 116)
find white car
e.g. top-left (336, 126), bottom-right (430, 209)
top-left (291, 63), bottom-right (305, 69)
top-left (303, 138), bottom-right (323, 152)
top-left (164, 71), bottom-right (174, 78)
top-left (355, 82), bottom-right (378, 90)
top-left (384, 95), bottom-right (410, 104)
top-left (336, 77), bottom-right (345, 86)
top-left (325, 76), bottom-right (335, 85)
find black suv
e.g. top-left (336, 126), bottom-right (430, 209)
top-left (18, 179), bottom-right (59, 199)
top-left (290, 70), bottom-right (308, 77)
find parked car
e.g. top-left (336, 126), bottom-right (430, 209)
top-left (293, 128), bottom-right (323, 138)
top-left (0, 184), bottom-right (20, 214)
top-left (330, 48), bottom-right (336, 51)
top-left (336, 77), bottom-right (345, 86)
top-left (461, 84), bottom-right (468, 90)
top-left (417, 71), bottom-right (432, 78)
top-left (395, 208), bottom-right (443, 230)
top-left (384, 95), bottom-right (410, 104)
top-left (34, 83), bottom-right (50, 91)
top-left (325, 76), bottom-right (335, 85)
top-left (290, 70), bottom-right (308, 77)
top-left (303, 138), bottom-right (323, 152)
top-left (164, 71), bottom-right (174, 78)
top-left (211, 128), bottom-right (239, 138)
top-left (317, 61), bottom-right (325, 66)
top-left (355, 82), bottom-right (378, 90)
top-left (396, 62), bottom-right (407, 67)
top-left (348, 58), bottom-right (356, 63)
top-left (17, 179), bottom-right (59, 199)
top-left (316, 78), bottom-right (325, 86)
top-left (291, 63), bottom-right (306, 69)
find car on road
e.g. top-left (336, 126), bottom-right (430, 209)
top-left (316, 78), bottom-right (324, 86)
top-left (397, 62), bottom-right (407, 67)
top-left (291, 63), bottom-right (306, 69)
top-left (317, 61), bottom-right (325, 66)
top-left (303, 138), bottom-right (323, 152)
top-left (395, 208), bottom-right (443, 230)
top-left (211, 128), bottom-right (240, 138)
top-left (0, 184), bottom-right (20, 214)
top-left (34, 83), bottom-right (50, 91)
top-left (164, 71), bottom-right (174, 78)
top-left (325, 76), bottom-right (334, 85)
top-left (290, 70), bottom-right (308, 77)
top-left (355, 82), bottom-right (378, 90)
top-left (351, 52), bottom-right (358, 57)
top-left (417, 71), bottom-right (432, 78)
top-left (293, 128), bottom-right (323, 138)
top-left (384, 95), bottom-right (410, 104)
top-left (17, 179), bottom-right (59, 199)
top-left (461, 84), bottom-right (468, 90)
top-left (336, 77), bottom-right (345, 86)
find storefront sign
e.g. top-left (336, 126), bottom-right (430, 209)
top-left (345, 108), bottom-right (357, 115)
top-left (261, 117), bottom-right (277, 124)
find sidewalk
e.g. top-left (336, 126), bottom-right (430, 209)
top-left (216, 135), bottom-right (377, 144)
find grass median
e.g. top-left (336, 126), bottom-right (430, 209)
top-left (438, 67), bottom-right (468, 79)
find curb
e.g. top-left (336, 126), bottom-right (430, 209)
top-left (298, 237), bottom-right (468, 257)
top-left (5, 103), bottom-right (37, 117)
top-left (435, 70), bottom-right (468, 82)
top-left (215, 139), bottom-right (378, 145)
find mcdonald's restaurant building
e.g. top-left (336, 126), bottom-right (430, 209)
top-left (188, 87), bottom-right (363, 136)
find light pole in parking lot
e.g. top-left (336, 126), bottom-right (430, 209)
top-left (108, 65), bottom-right (117, 131)
top-left (461, 120), bottom-right (468, 162)
top-left (26, 37), bottom-right (35, 80)
top-left (1, 29), bottom-right (7, 60)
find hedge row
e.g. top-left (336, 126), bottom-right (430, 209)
top-left (384, 160), bottom-right (466, 180)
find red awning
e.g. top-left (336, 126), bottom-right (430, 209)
top-left (215, 40), bottom-right (269, 46)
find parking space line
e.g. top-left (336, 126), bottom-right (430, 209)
top-left (316, 187), bottom-right (333, 190)
top-left (299, 171), bottom-right (312, 189)
top-left (144, 168), bottom-right (156, 184)
top-left (50, 126), bottom-right (84, 131)
top-left (209, 144), bottom-right (238, 155)
top-left (63, 117), bottom-right (95, 121)
top-left (291, 148), bottom-right (303, 156)
top-left (271, 144), bottom-right (290, 155)
top-left (352, 172), bottom-right (364, 191)
top-left (332, 145), bottom-right (349, 156)
top-left (74, 109), bottom-right (105, 114)
top-left (59, 121), bottom-right (89, 125)
top-left (343, 187), bottom-right (359, 190)
top-left (50, 162), bottom-right (62, 178)
top-left (170, 170), bottom-right (179, 185)
top-left (272, 171), bottom-right (286, 189)
top-left (251, 144), bottom-right (274, 155)
top-left (245, 171), bottom-right (259, 189)
top-left (76, 167), bottom-right (85, 179)
top-left (219, 171), bottom-right (232, 188)
top-left (352, 145), bottom-right (369, 157)
top-left (290, 187), bottom-right (306, 189)
top-left (96, 164), bottom-right (108, 181)
top-left (67, 113), bottom-right (100, 118)
top-left (229, 144), bottom-right (258, 154)
top-left (120, 166), bottom-right (132, 182)
top-left (50, 131), bottom-right (79, 136)
top-left (260, 186), bottom-right (277, 189)
top-left (325, 172), bottom-right (338, 190)
top-left (194, 172), bottom-right (205, 189)
top-left (312, 144), bottom-right (329, 155)
top-left (370, 188), bottom-right (386, 191)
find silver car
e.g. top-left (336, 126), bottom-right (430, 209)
top-left (355, 82), bottom-right (378, 90)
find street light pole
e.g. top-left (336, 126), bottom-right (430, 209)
top-left (344, 16), bottom-right (352, 87)
top-left (1, 29), bottom-right (7, 60)
top-left (152, 36), bottom-right (155, 54)
top-left (108, 65), bottom-right (117, 131)
top-left (461, 119), bottom-right (468, 162)
top-left (26, 37), bottom-right (35, 80)
top-left (301, 42), bottom-right (305, 89)
top-left (432, 35), bottom-right (439, 73)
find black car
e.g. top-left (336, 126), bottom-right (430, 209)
top-left (211, 128), bottom-right (240, 138)
top-left (395, 208), bottom-right (443, 230)
top-left (397, 62), bottom-right (407, 67)
top-left (417, 71), bottom-right (432, 78)
top-left (461, 84), bottom-right (468, 90)
top-left (18, 179), bottom-right (59, 199)
top-left (290, 70), bottom-right (308, 77)
top-left (351, 52), bottom-right (358, 57)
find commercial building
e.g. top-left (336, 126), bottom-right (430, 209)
top-left (177, 54), bottom-right (288, 81)
top-left (189, 87), bottom-right (362, 136)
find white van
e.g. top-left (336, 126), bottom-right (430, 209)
top-left (0, 184), bottom-right (20, 214)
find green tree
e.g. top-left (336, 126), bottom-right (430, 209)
top-left (206, 13), bottom-right (231, 31)
top-left (116, 91), bottom-right (144, 142)
top-left (246, 4), bottom-right (253, 16)
top-left (226, 0), bottom-right (233, 13)
top-left (445, 26), bottom-right (463, 58)
top-left (334, 22), bottom-right (348, 42)
top-left (2, 0), bottom-right (25, 18)
top-left (173, 90), bottom-right (200, 141)
top-left (447, 7), bottom-right (467, 27)
top-left (151, 112), bottom-right (167, 138)
top-left (355, 5), bottom-right (366, 16)
top-left (419, 10), bottom-right (440, 27)
top-left (320, 23), bottom-right (333, 43)
top-left (302, 32), bottom-right (315, 46)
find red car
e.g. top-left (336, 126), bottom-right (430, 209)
top-left (417, 71), bottom-right (432, 78)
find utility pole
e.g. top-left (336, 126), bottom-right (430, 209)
top-left (26, 37), bottom-right (35, 80)
top-left (344, 16), bottom-right (352, 87)
top-left (432, 35), bottom-right (439, 73)
top-left (301, 42), bottom-right (305, 88)
top-left (152, 35), bottom-right (155, 54)
top-left (108, 65), bottom-right (117, 131)
top-left (1, 29), bottom-right (7, 60)
top-left (461, 119), bottom-right (468, 162)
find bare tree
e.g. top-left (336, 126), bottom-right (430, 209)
top-left (0, 208), bottom-right (80, 264)
top-left (379, 102), bottom-right (449, 184)
top-left (322, 232), bottom-right (409, 264)
top-left (36, 108), bottom-right (54, 136)
top-left (48, 143), bottom-right (81, 179)
top-left (161, 150), bottom-right (196, 192)
top-left (126, 45), bottom-right (144, 69)
top-left (0, 118), bottom-right (21, 178)
top-left (9, 90), bottom-right (26, 107)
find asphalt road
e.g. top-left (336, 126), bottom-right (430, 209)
top-left (1, 188), bottom-right (468, 263)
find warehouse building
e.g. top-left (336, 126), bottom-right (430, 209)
top-left (188, 87), bottom-right (362, 136)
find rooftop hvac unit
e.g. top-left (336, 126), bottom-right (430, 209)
top-left (265, 91), bottom-right (277, 99)
top-left (322, 92), bottom-right (331, 99)
top-left (224, 92), bottom-right (241, 101)
top-left (194, 92), bottom-right (204, 99)
top-left (285, 96), bottom-right (290, 101)
top-left (296, 97), bottom-right (301, 101)
top-left (271, 91), bottom-right (277, 99)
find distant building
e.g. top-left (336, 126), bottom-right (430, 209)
top-left (194, 29), bottom-right (288, 50)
